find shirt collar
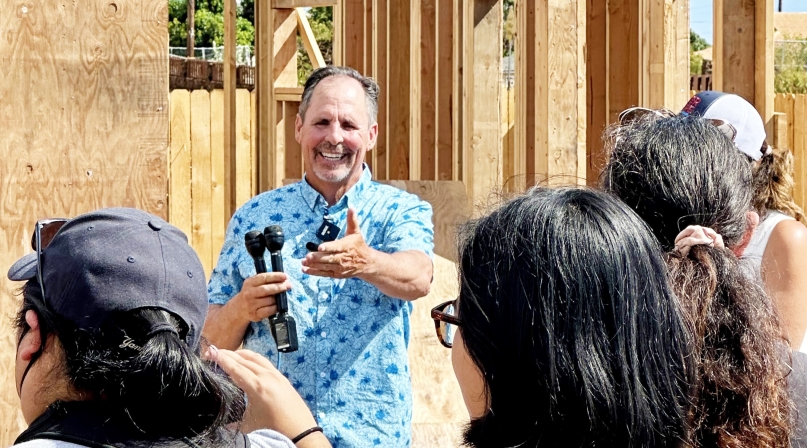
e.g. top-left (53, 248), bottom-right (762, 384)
top-left (299, 164), bottom-right (373, 214)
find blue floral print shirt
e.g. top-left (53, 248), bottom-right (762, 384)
top-left (208, 167), bottom-right (434, 448)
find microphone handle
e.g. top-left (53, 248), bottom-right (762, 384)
top-left (269, 250), bottom-right (288, 312)
top-left (253, 257), bottom-right (268, 274)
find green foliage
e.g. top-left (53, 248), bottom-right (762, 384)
top-left (297, 7), bottom-right (334, 85)
top-left (168, 0), bottom-right (255, 49)
top-left (503, 1), bottom-right (515, 57)
top-left (688, 31), bottom-right (710, 74)
top-left (690, 30), bottom-right (709, 52)
top-left (774, 35), bottom-right (807, 94)
top-left (690, 52), bottom-right (703, 75)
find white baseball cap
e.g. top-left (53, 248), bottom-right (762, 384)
top-left (681, 91), bottom-right (768, 161)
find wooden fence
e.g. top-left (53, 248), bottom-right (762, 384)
top-left (169, 89), bottom-right (258, 277)
top-left (774, 93), bottom-right (807, 210)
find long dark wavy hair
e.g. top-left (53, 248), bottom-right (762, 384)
top-left (457, 187), bottom-right (691, 447)
top-left (601, 114), bottom-right (792, 448)
top-left (16, 279), bottom-right (245, 443)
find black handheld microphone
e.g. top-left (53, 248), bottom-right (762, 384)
top-left (245, 231), bottom-right (268, 274)
top-left (263, 225), bottom-right (298, 353)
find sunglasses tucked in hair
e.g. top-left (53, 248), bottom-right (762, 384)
top-left (33, 219), bottom-right (68, 304)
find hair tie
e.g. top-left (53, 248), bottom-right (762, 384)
top-left (146, 323), bottom-right (179, 339)
top-left (674, 225), bottom-right (725, 257)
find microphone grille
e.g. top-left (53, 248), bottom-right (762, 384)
top-left (244, 230), bottom-right (266, 258)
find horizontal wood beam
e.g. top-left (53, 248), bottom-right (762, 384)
top-left (273, 0), bottom-right (337, 8)
top-left (275, 86), bottom-right (304, 102)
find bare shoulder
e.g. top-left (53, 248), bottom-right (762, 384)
top-left (769, 219), bottom-right (807, 250)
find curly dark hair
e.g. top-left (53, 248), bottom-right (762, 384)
top-left (601, 114), bottom-right (792, 448)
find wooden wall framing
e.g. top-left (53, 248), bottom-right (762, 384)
top-left (515, 0), bottom-right (586, 190)
top-left (713, 0), bottom-right (774, 131)
top-left (586, 0), bottom-right (690, 184)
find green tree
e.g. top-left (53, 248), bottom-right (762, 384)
top-left (690, 30), bottom-right (709, 52)
top-left (168, 0), bottom-right (255, 51)
top-left (774, 35), bottom-right (807, 94)
top-left (689, 30), bottom-right (710, 74)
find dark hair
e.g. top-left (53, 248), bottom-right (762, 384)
top-left (457, 187), bottom-right (691, 447)
top-left (601, 114), bottom-right (792, 447)
top-left (299, 65), bottom-right (379, 123)
top-left (16, 279), bottom-right (245, 442)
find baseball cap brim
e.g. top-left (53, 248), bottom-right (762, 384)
top-left (8, 253), bottom-right (37, 282)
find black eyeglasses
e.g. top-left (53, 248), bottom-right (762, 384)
top-left (619, 106), bottom-right (738, 143)
top-left (430, 300), bottom-right (462, 348)
top-left (32, 219), bottom-right (68, 303)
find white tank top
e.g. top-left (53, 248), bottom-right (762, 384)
top-left (741, 210), bottom-right (807, 352)
top-left (742, 210), bottom-right (795, 270)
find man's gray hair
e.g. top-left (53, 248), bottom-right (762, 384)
top-left (298, 66), bottom-right (380, 124)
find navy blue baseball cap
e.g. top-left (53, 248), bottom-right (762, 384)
top-left (7, 208), bottom-right (207, 349)
top-left (681, 91), bottom-right (768, 161)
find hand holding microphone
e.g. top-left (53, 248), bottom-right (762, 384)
top-left (244, 227), bottom-right (298, 353)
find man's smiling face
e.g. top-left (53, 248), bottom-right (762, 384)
top-left (295, 76), bottom-right (378, 196)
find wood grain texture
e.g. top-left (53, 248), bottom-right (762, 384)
top-left (191, 90), bottom-right (213, 275)
top-left (755, 0), bottom-right (774, 124)
top-left (794, 95), bottom-right (806, 210)
top-left (436, 0), bottom-right (454, 181)
top-left (344, 0), bottom-right (366, 72)
top-left (372, 0), bottom-right (389, 179)
top-left (235, 89), bottom-right (253, 209)
top-left (608, 0), bottom-right (641, 122)
top-left (545, 0), bottom-right (580, 185)
top-left (586, 0), bottom-right (607, 185)
top-left (409, 0), bottom-right (423, 181)
top-left (713, 0), bottom-right (756, 104)
top-left (170, 90), bottom-right (193, 238)
top-left (251, 90), bottom-right (259, 198)
top-left (515, 0), bottom-right (535, 189)
top-left (0, 0), bottom-right (168, 437)
top-left (388, 0), bottom-right (413, 180)
top-left (577, 0), bottom-right (587, 184)
top-left (210, 89), bottom-right (227, 267)
top-left (256, 0), bottom-right (274, 192)
top-left (468, 0), bottom-right (502, 208)
top-left (224, 0), bottom-right (238, 217)
top-left (420, 0), bottom-right (437, 181)
top-left (284, 101), bottom-right (303, 180)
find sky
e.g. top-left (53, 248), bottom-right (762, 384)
top-left (691, 0), bottom-right (807, 45)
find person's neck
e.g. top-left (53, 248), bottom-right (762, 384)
top-left (311, 172), bottom-right (363, 207)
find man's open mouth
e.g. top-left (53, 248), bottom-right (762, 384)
top-left (318, 152), bottom-right (349, 161)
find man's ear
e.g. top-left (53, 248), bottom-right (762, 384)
top-left (295, 114), bottom-right (303, 144)
top-left (367, 122), bottom-right (378, 151)
top-left (18, 310), bottom-right (42, 362)
top-left (732, 211), bottom-right (760, 257)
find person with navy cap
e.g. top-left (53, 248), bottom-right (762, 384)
top-left (7, 208), bottom-right (330, 447)
top-left (683, 91), bottom-right (807, 353)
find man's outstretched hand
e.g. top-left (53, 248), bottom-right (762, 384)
top-left (301, 208), bottom-right (376, 279)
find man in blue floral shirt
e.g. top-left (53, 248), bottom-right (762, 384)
top-left (203, 66), bottom-right (434, 448)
